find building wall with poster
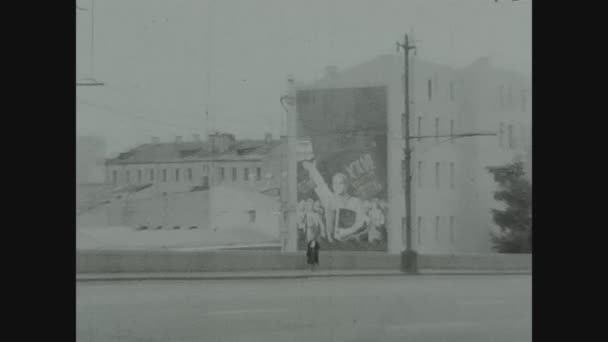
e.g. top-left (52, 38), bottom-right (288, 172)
top-left (295, 86), bottom-right (389, 251)
top-left (295, 55), bottom-right (530, 255)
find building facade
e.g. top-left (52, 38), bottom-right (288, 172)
top-left (86, 133), bottom-right (287, 235)
top-left (104, 133), bottom-right (285, 195)
top-left (297, 55), bottom-right (531, 254)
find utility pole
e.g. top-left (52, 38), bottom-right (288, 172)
top-left (279, 75), bottom-right (297, 252)
top-left (279, 95), bottom-right (288, 251)
top-left (396, 34), bottom-right (417, 273)
top-left (76, 0), bottom-right (104, 86)
top-left (396, 34), bottom-right (497, 272)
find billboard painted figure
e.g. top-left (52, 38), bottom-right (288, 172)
top-left (296, 86), bottom-right (388, 251)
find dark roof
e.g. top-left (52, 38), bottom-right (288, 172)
top-left (107, 141), bottom-right (210, 165)
top-left (107, 139), bottom-right (282, 165)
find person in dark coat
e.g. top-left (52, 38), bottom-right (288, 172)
top-left (306, 238), bottom-right (320, 271)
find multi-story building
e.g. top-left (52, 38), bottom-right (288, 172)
top-left (76, 133), bottom-right (288, 233)
top-left (104, 133), bottom-right (285, 194)
top-left (298, 55), bottom-right (531, 254)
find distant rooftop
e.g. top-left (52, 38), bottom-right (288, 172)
top-left (106, 137), bottom-right (283, 165)
top-left (302, 54), bottom-right (527, 89)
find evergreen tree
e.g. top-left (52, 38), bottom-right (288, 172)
top-left (487, 161), bottom-right (532, 253)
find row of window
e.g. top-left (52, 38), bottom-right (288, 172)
top-left (403, 77), bottom-right (457, 103)
top-left (111, 166), bottom-right (262, 184)
top-left (498, 123), bottom-right (516, 149)
top-left (426, 79), bottom-right (456, 102)
top-left (218, 167), bottom-right (262, 182)
top-left (416, 215), bottom-right (456, 245)
top-left (411, 117), bottom-right (522, 150)
top-left (410, 117), bottom-right (456, 143)
top-left (408, 77), bottom-right (528, 112)
top-left (499, 85), bottom-right (527, 112)
top-left (404, 161), bottom-right (456, 189)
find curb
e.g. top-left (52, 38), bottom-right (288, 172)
top-left (76, 270), bottom-right (530, 282)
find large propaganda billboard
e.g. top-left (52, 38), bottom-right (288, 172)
top-left (295, 86), bottom-right (388, 251)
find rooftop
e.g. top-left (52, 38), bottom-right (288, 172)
top-left (106, 138), bottom-right (283, 165)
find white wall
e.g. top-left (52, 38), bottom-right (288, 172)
top-left (79, 184), bottom-right (281, 241)
top-left (298, 55), bottom-right (531, 255)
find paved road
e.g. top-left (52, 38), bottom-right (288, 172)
top-left (77, 275), bottom-right (531, 342)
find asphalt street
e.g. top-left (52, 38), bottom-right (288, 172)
top-left (77, 274), bottom-right (531, 342)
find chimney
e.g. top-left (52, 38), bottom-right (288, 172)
top-left (324, 66), bottom-right (338, 79)
top-left (264, 133), bottom-right (272, 143)
top-left (209, 132), bottom-right (235, 153)
top-left (175, 136), bottom-right (183, 144)
top-left (192, 134), bottom-right (201, 142)
top-left (223, 133), bottom-right (235, 151)
top-left (151, 137), bottom-right (160, 144)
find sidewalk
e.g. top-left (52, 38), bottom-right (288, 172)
top-left (76, 269), bottom-right (530, 282)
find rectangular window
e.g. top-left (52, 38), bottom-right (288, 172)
top-left (417, 161), bottom-right (423, 187)
top-left (220, 167), bottom-right (225, 181)
top-left (126, 170), bottom-right (131, 184)
top-left (450, 119), bottom-right (454, 143)
top-left (244, 168), bottom-right (250, 181)
top-left (417, 117), bottom-right (422, 141)
top-left (187, 168), bottom-right (192, 181)
top-left (149, 169), bottom-right (154, 182)
top-left (428, 79), bottom-right (432, 101)
top-left (508, 124), bottom-right (514, 149)
top-left (203, 176), bottom-right (209, 187)
top-left (435, 216), bottom-right (440, 242)
top-left (417, 216), bottom-right (423, 245)
top-left (112, 170), bottom-right (118, 184)
top-left (232, 167), bottom-right (237, 181)
top-left (500, 85), bottom-right (504, 107)
top-left (175, 169), bottom-right (180, 182)
top-left (508, 86), bottom-right (513, 105)
top-left (435, 162), bottom-right (440, 189)
top-left (449, 81), bottom-right (454, 101)
top-left (137, 170), bottom-right (142, 183)
top-left (449, 216), bottom-right (455, 243)
top-left (435, 118), bottom-right (439, 143)
top-left (256, 167), bottom-right (262, 181)
top-left (162, 169), bottom-right (167, 182)
top-left (499, 123), bottom-right (505, 148)
top-left (450, 162), bottom-right (455, 189)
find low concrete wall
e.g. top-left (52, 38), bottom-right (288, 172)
top-left (76, 250), bottom-right (530, 274)
top-left (418, 253), bottom-right (532, 271)
top-left (76, 250), bottom-right (400, 273)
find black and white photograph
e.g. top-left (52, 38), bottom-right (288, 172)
top-left (76, 1), bottom-right (532, 341)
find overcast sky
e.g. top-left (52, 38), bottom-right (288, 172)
top-left (76, 0), bottom-right (531, 156)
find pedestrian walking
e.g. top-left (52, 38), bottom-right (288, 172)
top-left (306, 238), bottom-right (320, 271)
